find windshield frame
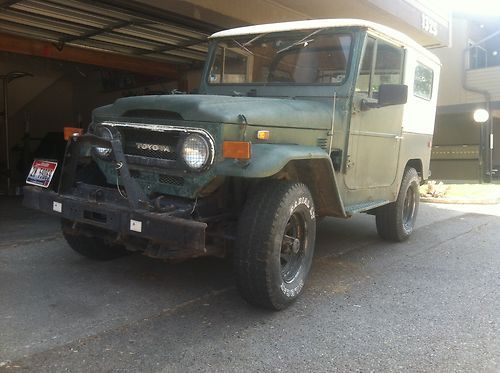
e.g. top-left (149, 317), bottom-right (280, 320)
top-left (204, 28), bottom-right (356, 88)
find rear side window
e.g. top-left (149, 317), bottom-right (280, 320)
top-left (414, 63), bottom-right (433, 100)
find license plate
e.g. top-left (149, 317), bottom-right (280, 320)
top-left (26, 160), bottom-right (58, 188)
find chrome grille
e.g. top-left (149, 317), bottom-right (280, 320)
top-left (159, 174), bottom-right (184, 186)
top-left (120, 127), bottom-right (179, 160)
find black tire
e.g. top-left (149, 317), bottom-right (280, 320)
top-left (61, 219), bottom-right (129, 260)
top-left (376, 167), bottom-right (420, 242)
top-left (234, 180), bottom-right (317, 310)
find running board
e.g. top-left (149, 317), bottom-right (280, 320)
top-left (344, 200), bottom-right (389, 215)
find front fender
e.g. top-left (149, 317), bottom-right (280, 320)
top-left (216, 144), bottom-right (328, 178)
top-left (216, 144), bottom-right (347, 218)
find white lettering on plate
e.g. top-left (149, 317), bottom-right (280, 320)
top-left (130, 219), bottom-right (142, 233)
top-left (52, 201), bottom-right (62, 213)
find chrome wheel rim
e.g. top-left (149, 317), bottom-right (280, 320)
top-left (402, 185), bottom-right (417, 231)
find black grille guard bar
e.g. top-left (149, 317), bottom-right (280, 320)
top-left (59, 134), bottom-right (147, 209)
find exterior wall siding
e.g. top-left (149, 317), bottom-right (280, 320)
top-left (430, 17), bottom-right (499, 180)
top-left (465, 66), bottom-right (500, 102)
top-left (432, 19), bottom-right (467, 107)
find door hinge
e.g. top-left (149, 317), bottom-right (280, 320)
top-left (346, 155), bottom-right (354, 168)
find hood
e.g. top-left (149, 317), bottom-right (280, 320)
top-left (93, 94), bottom-right (333, 129)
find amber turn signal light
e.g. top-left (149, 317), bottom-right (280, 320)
top-left (64, 127), bottom-right (83, 140)
top-left (256, 130), bottom-right (270, 140)
top-left (223, 141), bottom-right (251, 160)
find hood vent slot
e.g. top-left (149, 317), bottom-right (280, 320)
top-left (317, 138), bottom-right (328, 149)
top-left (123, 109), bottom-right (183, 120)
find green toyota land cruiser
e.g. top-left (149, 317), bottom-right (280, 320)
top-left (23, 19), bottom-right (441, 310)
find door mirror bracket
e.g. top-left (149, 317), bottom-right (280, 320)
top-left (361, 84), bottom-right (408, 111)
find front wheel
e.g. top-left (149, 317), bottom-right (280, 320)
top-left (375, 167), bottom-right (420, 242)
top-left (61, 219), bottom-right (130, 260)
top-left (234, 181), bottom-right (317, 310)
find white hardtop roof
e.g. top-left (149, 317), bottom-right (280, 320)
top-left (210, 19), bottom-right (440, 64)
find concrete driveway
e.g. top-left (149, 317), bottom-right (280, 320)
top-left (0, 197), bottom-right (499, 372)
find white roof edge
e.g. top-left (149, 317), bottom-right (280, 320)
top-left (209, 19), bottom-right (441, 65)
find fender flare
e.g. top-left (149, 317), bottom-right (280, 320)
top-left (216, 144), bottom-right (347, 218)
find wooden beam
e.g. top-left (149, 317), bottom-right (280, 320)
top-left (0, 0), bottom-right (21, 9)
top-left (0, 32), bottom-right (180, 78)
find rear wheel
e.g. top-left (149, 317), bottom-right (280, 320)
top-left (61, 219), bottom-right (129, 260)
top-left (234, 180), bottom-right (316, 310)
top-left (376, 167), bottom-right (420, 242)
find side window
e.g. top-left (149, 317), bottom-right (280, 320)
top-left (373, 40), bottom-right (404, 95)
top-left (414, 63), bottom-right (433, 100)
top-left (356, 37), bottom-right (404, 97)
top-left (355, 37), bottom-right (375, 93)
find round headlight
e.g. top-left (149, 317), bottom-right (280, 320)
top-left (181, 133), bottom-right (211, 170)
top-left (93, 126), bottom-right (113, 157)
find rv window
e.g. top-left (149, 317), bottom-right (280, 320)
top-left (414, 63), bottom-right (433, 100)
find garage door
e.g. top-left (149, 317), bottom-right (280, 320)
top-left (0, 0), bottom-right (220, 73)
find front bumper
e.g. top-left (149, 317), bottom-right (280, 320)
top-left (23, 186), bottom-right (208, 259)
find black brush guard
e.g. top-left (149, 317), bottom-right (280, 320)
top-left (23, 134), bottom-right (208, 259)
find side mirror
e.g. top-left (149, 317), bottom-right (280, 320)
top-left (360, 84), bottom-right (408, 111)
top-left (378, 84), bottom-right (408, 106)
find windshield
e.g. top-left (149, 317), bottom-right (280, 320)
top-left (208, 30), bottom-right (352, 85)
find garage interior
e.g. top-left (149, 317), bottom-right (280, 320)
top-left (0, 0), bottom-right (222, 195)
top-left (0, 0), bottom-right (449, 195)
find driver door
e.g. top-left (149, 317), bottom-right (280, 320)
top-left (344, 36), bottom-right (405, 190)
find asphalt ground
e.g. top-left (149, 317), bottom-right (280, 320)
top-left (0, 197), bottom-right (499, 372)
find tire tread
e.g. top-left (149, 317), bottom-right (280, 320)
top-left (234, 180), bottom-right (315, 310)
top-left (376, 168), bottom-right (419, 242)
top-left (61, 219), bottom-right (129, 260)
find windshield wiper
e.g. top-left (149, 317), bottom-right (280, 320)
top-left (277, 29), bottom-right (322, 54)
top-left (232, 39), bottom-right (253, 55)
top-left (243, 33), bottom-right (267, 46)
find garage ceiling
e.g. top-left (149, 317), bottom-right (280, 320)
top-left (0, 0), bottom-right (221, 67)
